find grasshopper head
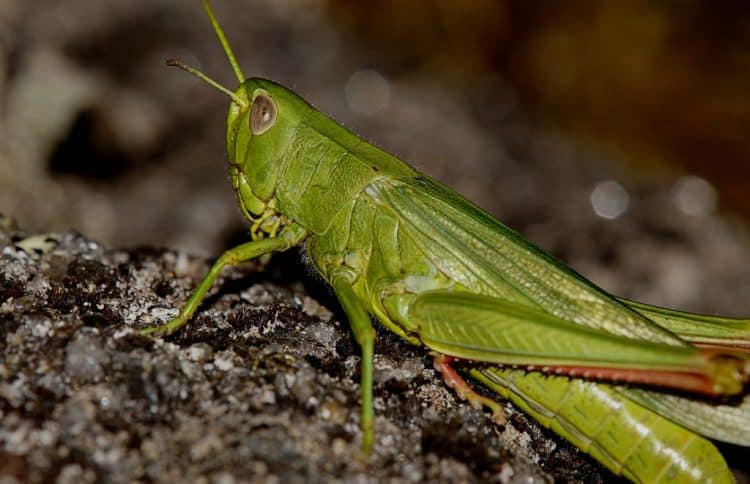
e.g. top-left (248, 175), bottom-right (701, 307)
top-left (224, 79), bottom-right (309, 239)
top-left (168, 2), bottom-right (311, 240)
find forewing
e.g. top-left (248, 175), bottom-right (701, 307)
top-left (614, 387), bottom-right (750, 446)
top-left (622, 298), bottom-right (750, 350)
top-left (367, 176), bottom-right (684, 346)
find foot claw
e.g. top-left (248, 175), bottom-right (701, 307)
top-left (139, 317), bottom-right (184, 337)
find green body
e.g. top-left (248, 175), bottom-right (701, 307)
top-left (143, 3), bottom-right (750, 482)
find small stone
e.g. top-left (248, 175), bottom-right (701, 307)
top-left (214, 352), bottom-right (235, 371)
top-left (186, 343), bottom-right (213, 362)
top-left (65, 329), bottom-right (109, 383)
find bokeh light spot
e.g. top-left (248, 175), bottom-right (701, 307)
top-left (672, 176), bottom-right (716, 217)
top-left (345, 70), bottom-right (390, 115)
top-left (590, 180), bottom-right (629, 219)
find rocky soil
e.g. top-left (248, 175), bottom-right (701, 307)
top-left (1, 218), bottom-right (614, 483)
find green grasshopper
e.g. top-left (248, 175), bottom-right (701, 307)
top-left (142, 2), bottom-right (750, 481)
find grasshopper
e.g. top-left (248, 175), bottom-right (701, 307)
top-left (141, 2), bottom-right (750, 481)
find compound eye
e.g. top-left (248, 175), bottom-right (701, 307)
top-left (250, 94), bottom-right (277, 135)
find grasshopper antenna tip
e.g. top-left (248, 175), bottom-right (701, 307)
top-left (165, 57), bottom-right (247, 108)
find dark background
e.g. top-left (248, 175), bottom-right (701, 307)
top-left (2, 0), bottom-right (750, 313)
top-left (0, 0), bottom-right (750, 253)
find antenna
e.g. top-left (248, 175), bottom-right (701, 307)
top-left (202, 0), bottom-right (246, 83)
top-left (166, 58), bottom-right (247, 107)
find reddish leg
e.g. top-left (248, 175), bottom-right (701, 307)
top-left (432, 353), bottom-right (506, 425)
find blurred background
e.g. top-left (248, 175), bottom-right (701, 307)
top-left (1, 0), bottom-right (750, 315)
